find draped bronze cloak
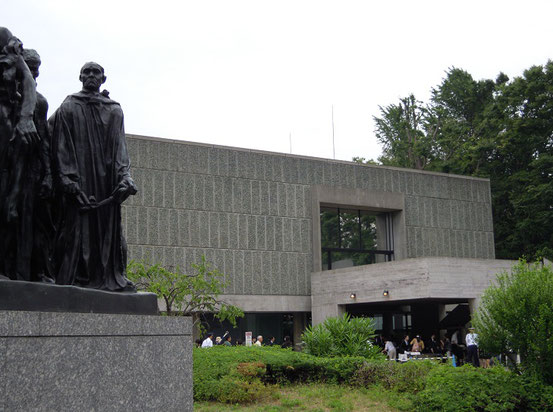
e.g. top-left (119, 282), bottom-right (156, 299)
top-left (50, 91), bottom-right (134, 291)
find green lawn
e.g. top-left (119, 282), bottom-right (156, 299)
top-left (194, 383), bottom-right (413, 412)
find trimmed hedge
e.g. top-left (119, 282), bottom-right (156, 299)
top-left (193, 346), bottom-right (366, 401)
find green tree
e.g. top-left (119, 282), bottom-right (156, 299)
top-left (374, 94), bottom-right (438, 170)
top-left (472, 261), bottom-right (553, 384)
top-left (127, 255), bottom-right (244, 331)
top-left (371, 62), bottom-right (553, 261)
top-left (430, 67), bottom-right (498, 175)
top-left (486, 63), bottom-right (553, 260)
top-left (301, 313), bottom-right (382, 359)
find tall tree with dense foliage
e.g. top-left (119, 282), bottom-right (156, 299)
top-left (372, 63), bottom-right (553, 260)
top-left (374, 94), bottom-right (438, 170)
top-left (473, 261), bottom-right (553, 384)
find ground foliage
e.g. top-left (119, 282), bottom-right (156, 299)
top-left (193, 346), bottom-right (553, 411)
top-left (473, 261), bottom-right (553, 384)
top-left (372, 62), bottom-right (553, 261)
top-left (414, 364), bottom-right (553, 412)
top-left (193, 346), bottom-right (367, 402)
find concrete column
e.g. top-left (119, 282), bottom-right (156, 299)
top-left (468, 298), bottom-right (480, 325)
top-left (312, 303), bottom-right (345, 325)
top-left (292, 312), bottom-right (307, 350)
top-left (438, 304), bottom-right (447, 338)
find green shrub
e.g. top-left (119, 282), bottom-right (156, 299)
top-left (216, 375), bottom-right (273, 404)
top-left (473, 261), bottom-right (553, 384)
top-left (352, 360), bottom-right (437, 393)
top-left (193, 346), bottom-right (366, 401)
top-left (414, 364), bottom-right (553, 412)
top-left (302, 313), bottom-right (383, 359)
top-left (264, 354), bottom-right (367, 385)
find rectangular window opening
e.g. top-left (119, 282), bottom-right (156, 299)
top-left (321, 206), bottom-right (394, 270)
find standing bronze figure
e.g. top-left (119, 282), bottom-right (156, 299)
top-left (0, 27), bottom-right (42, 281)
top-left (50, 62), bottom-right (137, 291)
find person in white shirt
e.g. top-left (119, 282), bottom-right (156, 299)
top-left (254, 335), bottom-right (263, 346)
top-left (384, 338), bottom-right (396, 360)
top-left (466, 327), bottom-right (479, 367)
top-left (201, 332), bottom-right (214, 348)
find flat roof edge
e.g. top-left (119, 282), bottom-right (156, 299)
top-left (126, 133), bottom-right (491, 182)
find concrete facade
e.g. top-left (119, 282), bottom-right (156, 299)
top-left (311, 257), bottom-right (516, 325)
top-left (0, 311), bottom-right (193, 412)
top-left (122, 134), bottom-right (496, 313)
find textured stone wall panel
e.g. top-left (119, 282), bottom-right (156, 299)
top-left (123, 136), bottom-right (495, 296)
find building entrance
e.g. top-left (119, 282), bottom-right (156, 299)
top-left (346, 299), bottom-right (470, 346)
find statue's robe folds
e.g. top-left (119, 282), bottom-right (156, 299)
top-left (50, 91), bottom-right (133, 291)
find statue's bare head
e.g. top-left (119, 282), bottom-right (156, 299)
top-left (0, 27), bottom-right (13, 50)
top-left (79, 62), bottom-right (106, 92)
top-left (23, 49), bottom-right (41, 79)
top-left (0, 27), bottom-right (23, 55)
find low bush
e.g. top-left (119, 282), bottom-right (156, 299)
top-left (352, 359), bottom-right (438, 393)
top-left (414, 364), bottom-right (553, 412)
top-left (216, 375), bottom-right (274, 404)
top-left (193, 346), bottom-right (366, 401)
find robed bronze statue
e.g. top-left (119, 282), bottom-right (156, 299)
top-left (0, 27), bottom-right (45, 281)
top-left (50, 62), bottom-right (138, 291)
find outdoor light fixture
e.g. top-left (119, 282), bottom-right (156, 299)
top-left (383, 290), bottom-right (389, 297)
top-left (350, 293), bottom-right (356, 299)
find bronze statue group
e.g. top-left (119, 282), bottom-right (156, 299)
top-left (0, 27), bottom-right (137, 291)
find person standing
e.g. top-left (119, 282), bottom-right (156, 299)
top-left (254, 335), bottom-right (263, 346)
top-left (466, 327), bottom-right (479, 367)
top-left (223, 335), bottom-right (232, 346)
top-left (281, 336), bottom-right (293, 349)
top-left (201, 332), bottom-right (214, 348)
top-left (428, 334), bottom-right (441, 355)
top-left (384, 338), bottom-right (396, 360)
top-left (410, 335), bottom-right (424, 352)
top-left (399, 335), bottom-right (411, 354)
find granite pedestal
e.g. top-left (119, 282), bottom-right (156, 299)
top-left (0, 311), bottom-right (193, 411)
top-left (0, 279), bottom-right (159, 315)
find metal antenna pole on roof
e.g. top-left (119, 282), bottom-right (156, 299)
top-left (289, 132), bottom-right (292, 154)
top-left (332, 105), bottom-right (336, 159)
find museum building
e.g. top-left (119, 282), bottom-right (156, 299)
top-left (122, 134), bottom-right (514, 344)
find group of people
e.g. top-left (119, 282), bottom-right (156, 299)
top-left (377, 327), bottom-right (481, 367)
top-left (198, 332), bottom-right (293, 349)
top-left (0, 27), bottom-right (137, 290)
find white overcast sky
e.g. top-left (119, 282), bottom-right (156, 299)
top-left (4, 0), bottom-right (553, 162)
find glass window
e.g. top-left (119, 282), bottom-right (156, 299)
top-left (320, 206), bottom-right (393, 270)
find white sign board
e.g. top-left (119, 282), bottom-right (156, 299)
top-left (245, 331), bottom-right (252, 347)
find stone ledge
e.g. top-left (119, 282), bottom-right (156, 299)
top-left (0, 279), bottom-right (158, 315)
top-left (0, 311), bottom-right (191, 337)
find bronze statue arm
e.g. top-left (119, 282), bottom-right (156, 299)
top-left (14, 54), bottom-right (39, 146)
